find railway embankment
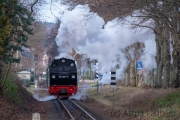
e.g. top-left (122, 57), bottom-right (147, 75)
top-left (0, 78), bottom-right (47, 120)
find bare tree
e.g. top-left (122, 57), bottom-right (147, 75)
top-left (122, 42), bottom-right (145, 86)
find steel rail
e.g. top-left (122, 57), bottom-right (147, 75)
top-left (58, 99), bottom-right (75, 120)
top-left (69, 99), bottom-right (96, 120)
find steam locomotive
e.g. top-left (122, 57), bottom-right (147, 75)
top-left (47, 58), bottom-right (78, 98)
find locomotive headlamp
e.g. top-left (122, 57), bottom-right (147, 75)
top-left (52, 75), bottom-right (55, 79)
top-left (62, 59), bottom-right (65, 63)
top-left (72, 75), bottom-right (75, 79)
top-left (70, 63), bottom-right (74, 67)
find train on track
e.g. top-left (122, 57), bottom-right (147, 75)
top-left (47, 58), bottom-right (78, 99)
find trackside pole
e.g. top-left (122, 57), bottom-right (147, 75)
top-left (112, 88), bottom-right (114, 110)
top-left (139, 73), bottom-right (140, 85)
top-left (97, 81), bottom-right (99, 94)
top-left (96, 63), bottom-right (99, 94)
top-left (111, 69), bottom-right (116, 110)
top-left (137, 61), bottom-right (143, 87)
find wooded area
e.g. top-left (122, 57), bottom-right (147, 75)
top-left (61, 0), bottom-right (180, 88)
top-left (0, 0), bottom-right (59, 97)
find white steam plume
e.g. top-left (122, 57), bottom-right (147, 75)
top-left (55, 5), bottom-right (156, 82)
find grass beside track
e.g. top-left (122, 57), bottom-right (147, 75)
top-left (87, 85), bottom-right (180, 120)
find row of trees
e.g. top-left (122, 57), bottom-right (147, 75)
top-left (60, 0), bottom-right (180, 88)
top-left (0, 0), bottom-right (39, 96)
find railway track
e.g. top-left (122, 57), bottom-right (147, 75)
top-left (58, 99), bottom-right (96, 120)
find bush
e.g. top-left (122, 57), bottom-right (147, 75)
top-left (4, 75), bottom-right (21, 105)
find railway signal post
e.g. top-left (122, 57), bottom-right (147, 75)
top-left (137, 61), bottom-right (143, 87)
top-left (96, 63), bottom-right (99, 94)
top-left (111, 69), bottom-right (116, 110)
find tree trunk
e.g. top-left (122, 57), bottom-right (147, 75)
top-left (0, 63), bottom-right (11, 97)
top-left (162, 29), bottom-right (170, 88)
top-left (125, 64), bottom-right (130, 86)
top-left (0, 61), bottom-right (4, 97)
top-left (172, 48), bottom-right (179, 88)
top-left (0, 60), bottom-right (4, 84)
top-left (130, 60), bottom-right (136, 86)
top-left (171, 6), bottom-right (180, 88)
top-left (155, 37), bottom-right (162, 88)
top-left (125, 71), bottom-right (129, 86)
top-left (155, 22), bottom-right (164, 88)
top-left (152, 69), bottom-right (155, 87)
top-left (157, 59), bottom-right (163, 88)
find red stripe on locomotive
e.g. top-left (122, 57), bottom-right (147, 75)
top-left (49, 85), bottom-right (77, 97)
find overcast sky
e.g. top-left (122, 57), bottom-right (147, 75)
top-left (39, 1), bottom-right (156, 81)
top-left (38, 0), bottom-right (66, 23)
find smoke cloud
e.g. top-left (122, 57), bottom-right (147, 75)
top-left (55, 5), bottom-right (156, 82)
top-left (33, 93), bottom-right (57, 101)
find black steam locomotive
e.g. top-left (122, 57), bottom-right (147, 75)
top-left (47, 58), bottom-right (78, 98)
